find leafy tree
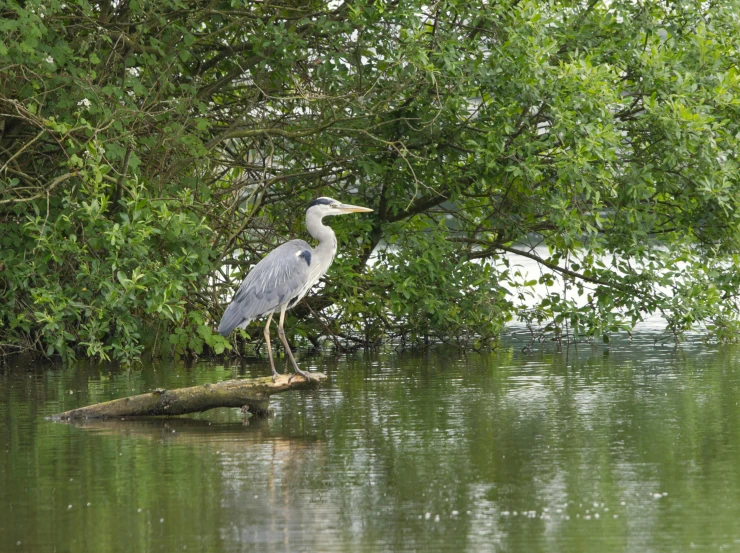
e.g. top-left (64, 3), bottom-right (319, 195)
top-left (2, 0), bottom-right (740, 361)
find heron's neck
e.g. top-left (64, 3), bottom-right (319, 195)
top-left (306, 214), bottom-right (337, 253)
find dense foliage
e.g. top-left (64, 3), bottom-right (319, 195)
top-left (2, 0), bottom-right (740, 361)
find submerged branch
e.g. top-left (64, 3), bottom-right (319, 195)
top-left (50, 373), bottom-right (327, 420)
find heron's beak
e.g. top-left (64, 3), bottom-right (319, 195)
top-left (338, 203), bottom-right (373, 213)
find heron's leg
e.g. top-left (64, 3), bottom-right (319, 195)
top-left (263, 312), bottom-right (279, 382)
top-left (277, 305), bottom-right (311, 382)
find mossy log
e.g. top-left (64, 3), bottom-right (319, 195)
top-left (50, 373), bottom-right (327, 420)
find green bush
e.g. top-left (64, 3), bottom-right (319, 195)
top-left (3, 0), bottom-right (740, 360)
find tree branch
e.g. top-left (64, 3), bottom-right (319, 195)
top-left (50, 373), bottom-right (327, 419)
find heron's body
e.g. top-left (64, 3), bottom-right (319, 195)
top-left (217, 197), bottom-right (372, 380)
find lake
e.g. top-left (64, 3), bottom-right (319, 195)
top-left (2, 336), bottom-right (740, 552)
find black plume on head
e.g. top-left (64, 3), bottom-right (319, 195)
top-left (306, 197), bottom-right (333, 211)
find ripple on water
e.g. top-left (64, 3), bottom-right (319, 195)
top-left (3, 347), bottom-right (740, 552)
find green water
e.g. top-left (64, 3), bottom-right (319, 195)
top-left (2, 342), bottom-right (740, 552)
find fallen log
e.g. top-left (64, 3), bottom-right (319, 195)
top-left (50, 373), bottom-right (327, 420)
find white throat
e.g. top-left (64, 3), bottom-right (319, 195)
top-left (306, 210), bottom-right (337, 256)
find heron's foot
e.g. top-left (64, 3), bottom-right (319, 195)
top-left (288, 367), bottom-right (311, 383)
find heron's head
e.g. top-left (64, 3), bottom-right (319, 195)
top-left (306, 197), bottom-right (373, 218)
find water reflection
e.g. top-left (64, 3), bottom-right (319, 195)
top-left (3, 345), bottom-right (740, 551)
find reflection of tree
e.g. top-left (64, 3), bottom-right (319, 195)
top-left (65, 416), bottom-right (335, 552)
top-left (6, 350), bottom-right (740, 551)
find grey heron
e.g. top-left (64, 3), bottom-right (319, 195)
top-left (218, 197), bottom-right (373, 381)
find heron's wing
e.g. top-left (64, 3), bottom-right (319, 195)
top-left (218, 239), bottom-right (313, 335)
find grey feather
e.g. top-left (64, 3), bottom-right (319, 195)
top-left (218, 196), bottom-right (371, 345)
top-left (218, 239), bottom-right (312, 336)
top-left (217, 196), bottom-right (372, 383)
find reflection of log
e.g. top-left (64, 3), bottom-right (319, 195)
top-left (50, 373), bottom-right (327, 420)
top-left (62, 417), bottom-right (272, 438)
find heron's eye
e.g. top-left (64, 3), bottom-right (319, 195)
top-left (331, 204), bottom-right (340, 208)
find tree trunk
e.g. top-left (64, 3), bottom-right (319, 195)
top-left (50, 373), bottom-right (327, 420)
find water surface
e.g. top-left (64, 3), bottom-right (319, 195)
top-left (2, 341), bottom-right (740, 552)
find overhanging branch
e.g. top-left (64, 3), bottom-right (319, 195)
top-left (461, 240), bottom-right (636, 292)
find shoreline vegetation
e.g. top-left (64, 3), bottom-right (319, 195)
top-left (3, 1), bottom-right (740, 362)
